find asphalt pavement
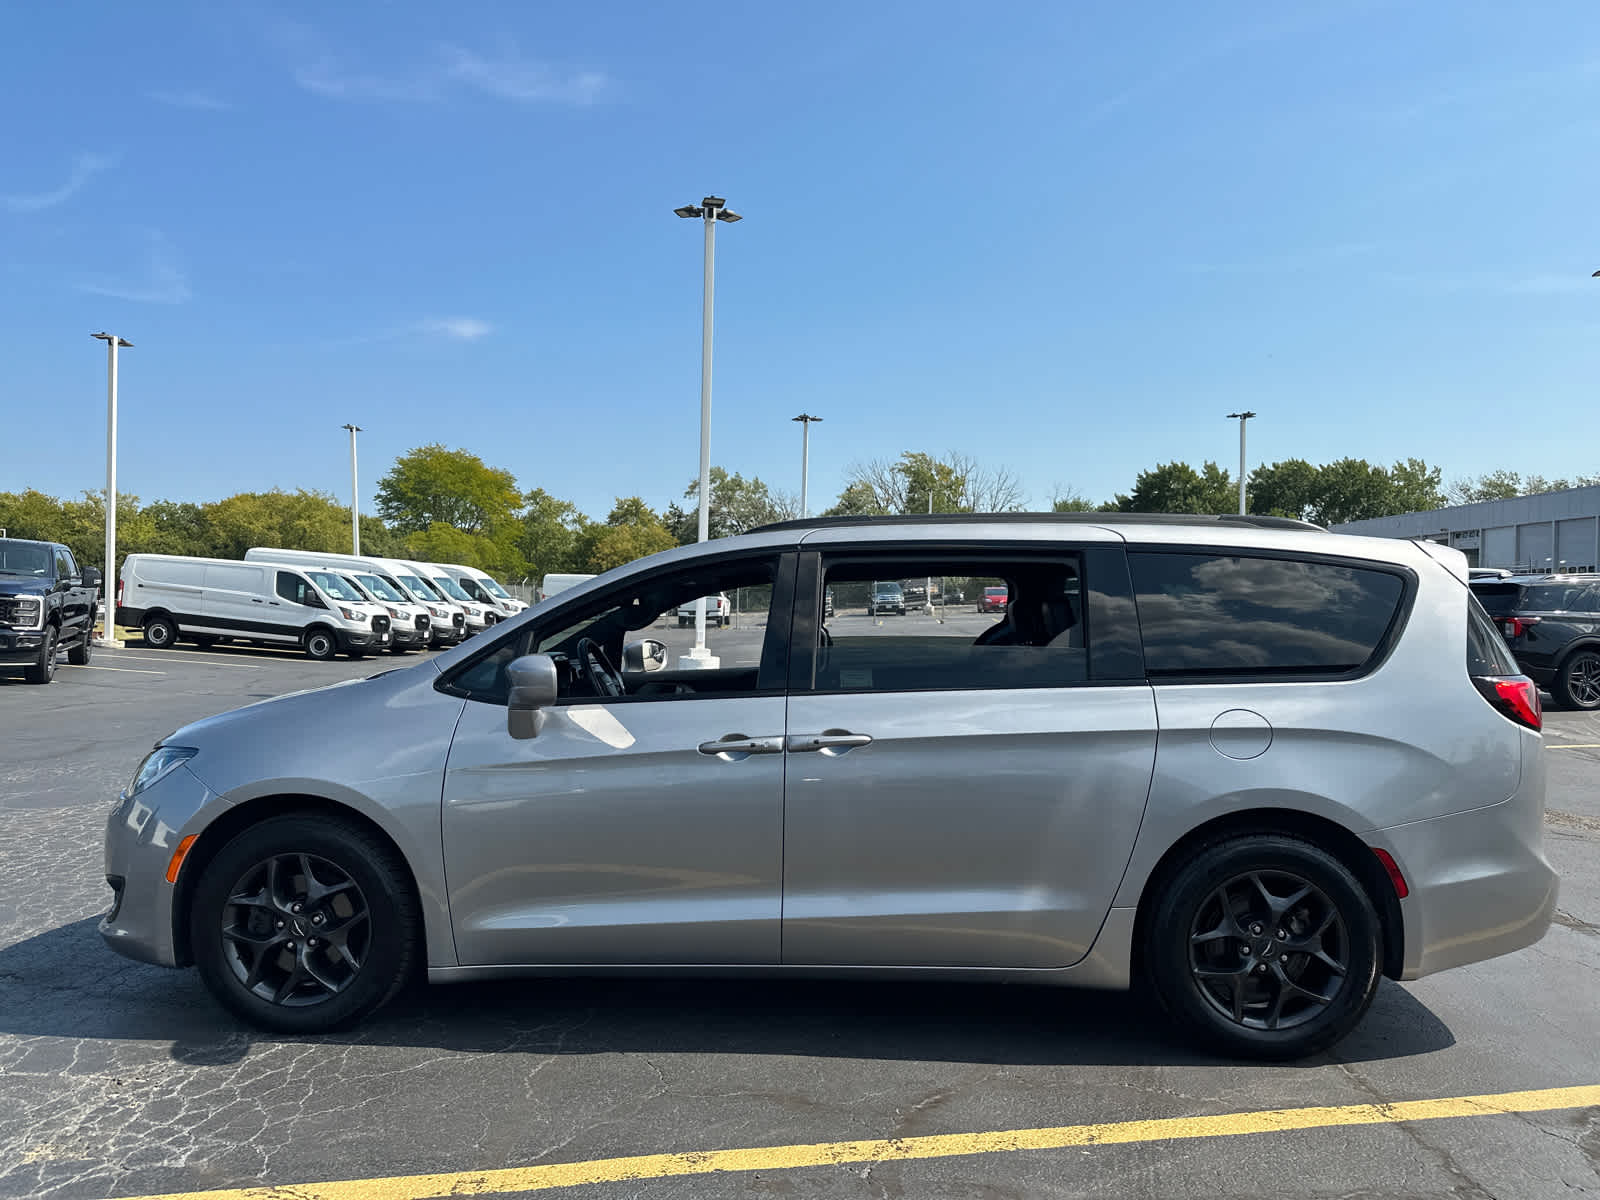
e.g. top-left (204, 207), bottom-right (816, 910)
top-left (1, 631), bottom-right (1597, 1199)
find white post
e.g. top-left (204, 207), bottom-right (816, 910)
top-left (96, 335), bottom-right (125, 648)
top-left (800, 419), bottom-right (811, 518)
top-left (344, 424), bottom-right (362, 555)
top-left (1237, 418), bottom-right (1247, 515)
top-left (686, 209), bottom-right (718, 667)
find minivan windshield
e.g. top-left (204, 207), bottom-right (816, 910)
top-left (356, 573), bottom-right (405, 604)
top-left (431, 575), bottom-right (473, 602)
top-left (306, 571), bottom-right (365, 603)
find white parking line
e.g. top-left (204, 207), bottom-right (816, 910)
top-left (74, 664), bottom-right (166, 676)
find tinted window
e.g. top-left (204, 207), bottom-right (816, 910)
top-left (276, 571), bottom-right (316, 606)
top-left (1470, 582), bottom-right (1520, 616)
top-left (55, 548), bottom-right (75, 579)
top-left (1467, 593), bottom-right (1518, 677)
top-left (810, 557), bottom-right (1088, 693)
top-left (1130, 552), bottom-right (1405, 677)
top-left (1521, 583), bottom-right (1594, 611)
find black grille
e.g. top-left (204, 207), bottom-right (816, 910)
top-left (416, 613), bottom-right (430, 631)
top-left (453, 613), bottom-right (465, 628)
top-left (371, 615), bottom-right (391, 634)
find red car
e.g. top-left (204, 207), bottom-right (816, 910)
top-left (979, 586), bottom-right (1008, 613)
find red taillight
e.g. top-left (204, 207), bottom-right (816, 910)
top-left (1370, 847), bottom-right (1409, 899)
top-left (116, 579), bottom-right (123, 606)
top-left (1471, 674), bottom-right (1542, 731)
top-left (1500, 616), bottom-right (1541, 639)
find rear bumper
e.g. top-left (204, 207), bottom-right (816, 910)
top-left (1374, 736), bottom-right (1557, 979)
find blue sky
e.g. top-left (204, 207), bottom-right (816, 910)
top-left (5, 1), bottom-right (1600, 521)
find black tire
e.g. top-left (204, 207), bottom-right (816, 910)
top-left (188, 814), bottom-right (418, 1033)
top-left (1144, 834), bottom-right (1381, 1061)
top-left (1552, 649), bottom-right (1600, 712)
top-left (67, 625), bottom-right (93, 666)
top-left (388, 643), bottom-right (411, 655)
top-left (348, 648), bottom-right (367, 660)
top-left (143, 614), bottom-right (178, 649)
top-left (304, 628), bottom-right (337, 660)
top-left (23, 625), bottom-right (58, 684)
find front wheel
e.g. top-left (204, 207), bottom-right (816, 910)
top-left (188, 814), bottom-right (418, 1033)
top-left (1144, 834), bottom-right (1381, 1060)
top-left (1553, 649), bottom-right (1600, 711)
top-left (304, 628), bottom-right (338, 661)
top-left (23, 626), bottom-right (58, 684)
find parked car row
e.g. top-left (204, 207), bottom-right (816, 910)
top-left (1469, 571), bottom-right (1600, 710)
top-left (116, 551), bottom-right (526, 661)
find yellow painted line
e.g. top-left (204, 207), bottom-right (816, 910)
top-left (108, 1083), bottom-right (1600, 1200)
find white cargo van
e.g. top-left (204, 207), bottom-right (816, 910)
top-left (370, 558), bottom-right (468, 647)
top-left (440, 563), bottom-right (526, 619)
top-left (243, 549), bottom-right (433, 652)
top-left (117, 554), bottom-right (391, 659)
top-left (408, 561), bottom-right (493, 636)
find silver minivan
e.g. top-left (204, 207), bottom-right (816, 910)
top-left (100, 514), bottom-right (1556, 1058)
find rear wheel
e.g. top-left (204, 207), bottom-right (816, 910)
top-left (67, 625), bottom-right (93, 666)
top-left (304, 628), bottom-right (337, 661)
top-left (188, 815), bottom-right (418, 1033)
top-left (1145, 834), bottom-right (1381, 1060)
top-left (143, 615), bottom-right (178, 649)
top-left (23, 626), bottom-right (58, 684)
top-left (1553, 649), bottom-right (1600, 711)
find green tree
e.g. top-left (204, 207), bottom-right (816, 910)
top-left (1049, 487), bottom-right (1097, 513)
top-left (1247, 459), bottom-right (1321, 520)
top-left (821, 481), bottom-right (886, 518)
top-left (1305, 458), bottom-right (1394, 525)
top-left (376, 444), bottom-right (521, 535)
top-left (826, 451), bottom-right (1024, 516)
top-left (576, 496), bottom-right (677, 573)
top-left (402, 522), bottom-right (529, 579)
top-left (676, 467), bottom-right (799, 541)
top-left (200, 489), bottom-right (353, 558)
top-left (1114, 461), bottom-right (1235, 514)
top-left (1386, 457), bottom-right (1445, 515)
top-left (518, 488), bottom-right (586, 578)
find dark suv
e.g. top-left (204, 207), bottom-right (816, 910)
top-left (1470, 573), bottom-right (1600, 710)
top-left (0, 537), bottom-right (103, 684)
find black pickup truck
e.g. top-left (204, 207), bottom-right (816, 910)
top-left (0, 537), bottom-right (103, 684)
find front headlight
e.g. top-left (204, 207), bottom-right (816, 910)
top-left (339, 607), bottom-right (367, 622)
top-left (2, 596), bottom-right (43, 628)
top-left (125, 746), bottom-right (197, 799)
top-left (431, 606), bottom-right (448, 618)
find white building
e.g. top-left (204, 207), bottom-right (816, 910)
top-left (1333, 485), bottom-right (1600, 573)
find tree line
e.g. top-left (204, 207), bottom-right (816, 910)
top-left (3, 442), bottom-right (1593, 583)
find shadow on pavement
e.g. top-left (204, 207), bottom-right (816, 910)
top-left (1, 918), bottom-right (1454, 1069)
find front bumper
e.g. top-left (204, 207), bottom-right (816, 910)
top-left (1374, 738), bottom-right (1557, 979)
top-left (100, 763), bottom-right (224, 968)
top-left (0, 628), bottom-right (46, 663)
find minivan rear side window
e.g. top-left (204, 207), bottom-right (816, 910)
top-left (1129, 552), bottom-right (1407, 678)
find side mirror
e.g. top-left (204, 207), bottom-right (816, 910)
top-left (622, 638), bottom-right (668, 673)
top-left (82, 567), bottom-right (102, 589)
top-left (506, 653), bottom-right (559, 739)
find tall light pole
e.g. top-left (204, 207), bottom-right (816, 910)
top-left (674, 194), bottom-right (742, 665)
top-left (342, 424), bottom-right (362, 555)
top-left (91, 332), bottom-right (132, 647)
top-left (792, 413), bottom-right (822, 517)
top-left (1226, 411), bottom-right (1255, 515)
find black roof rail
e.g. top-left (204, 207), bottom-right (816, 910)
top-left (749, 512), bottom-right (1326, 535)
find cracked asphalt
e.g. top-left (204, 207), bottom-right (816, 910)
top-left (1, 642), bottom-right (1597, 1199)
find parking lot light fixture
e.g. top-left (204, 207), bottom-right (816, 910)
top-left (91, 332), bottom-right (133, 648)
top-left (674, 194), bottom-right (743, 667)
top-left (1226, 411), bottom-right (1256, 515)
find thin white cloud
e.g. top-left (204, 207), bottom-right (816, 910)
top-left (419, 317), bottom-right (493, 341)
top-left (148, 88), bottom-right (232, 111)
top-left (276, 20), bottom-right (607, 106)
top-left (76, 233), bottom-right (190, 305)
top-left (2, 153), bottom-right (118, 213)
top-left (441, 45), bottom-right (607, 105)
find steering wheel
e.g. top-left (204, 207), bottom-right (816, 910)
top-left (575, 638), bottom-right (626, 698)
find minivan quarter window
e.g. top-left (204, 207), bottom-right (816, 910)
top-left (1130, 551), bottom-right (1409, 679)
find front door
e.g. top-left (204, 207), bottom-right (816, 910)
top-left (781, 543), bottom-right (1157, 969)
top-left (441, 550), bottom-right (795, 966)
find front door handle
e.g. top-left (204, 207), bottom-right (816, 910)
top-left (697, 734), bottom-right (784, 759)
top-left (786, 731), bottom-right (873, 754)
